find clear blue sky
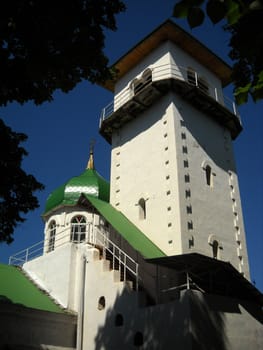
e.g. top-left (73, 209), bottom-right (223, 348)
top-left (0, 0), bottom-right (262, 292)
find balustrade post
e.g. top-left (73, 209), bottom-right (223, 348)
top-left (195, 72), bottom-right (198, 87)
top-left (124, 255), bottom-right (127, 282)
top-left (113, 245), bottom-right (115, 270)
top-left (136, 264), bottom-right (139, 291)
top-left (214, 87), bottom-right (218, 102)
top-left (25, 249), bottom-right (29, 263)
top-left (233, 101), bottom-right (237, 116)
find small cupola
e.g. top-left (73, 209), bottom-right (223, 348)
top-left (43, 149), bottom-right (110, 216)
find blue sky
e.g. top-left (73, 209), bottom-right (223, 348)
top-left (0, 0), bottom-right (262, 292)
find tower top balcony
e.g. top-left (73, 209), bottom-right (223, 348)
top-left (99, 64), bottom-right (242, 144)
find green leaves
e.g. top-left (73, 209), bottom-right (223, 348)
top-left (173, 0), bottom-right (205, 27)
top-left (188, 7), bottom-right (205, 27)
top-left (0, 119), bottom-right (44, 244)
top-left (173, 2), bottom-right (189, 17)
top-left (234, 83), bottom-right (251, 104)
top-left (226, 0), bottom-right (242, 25)
top-left (0, 0), bottom-right (126, 106)
top-left (173, 0), bottom-right (263, 105)
top-left (206, 0), bottom-right (227, 24)
top-left (173, 0), bottom-right (234, 27)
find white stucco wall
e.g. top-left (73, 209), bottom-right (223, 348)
top-left (81, 255), bottom-right (263, 350)
top-left (24, 243), bottom-right (77, 309)
top-left (110, 93), bottom-right (183, 255)
top-left (110, 87), bottom-right (249, 277)
top-left (173, 95), bottom-right (249, 277)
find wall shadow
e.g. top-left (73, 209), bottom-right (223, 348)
top-left (94, 287), bottom-right (232, 350)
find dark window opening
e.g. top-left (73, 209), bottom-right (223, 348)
top-left (205, 165), bottom-right (212, 187)
top-left (134, 332), bottom-right (144, 347)
top-left (212, 240), bottom-right (219, 259)
top-left (115, 313), bottom-right (124, 327)
top-left (132, 69), bottom-right (152, 95)
top-left (187, 68), bottom-right (196, 85)
top-left (138, 198), bottom-right (146, 220)
top-left (98, 296), bottom-right (106, 310)
top-left (198, 77), bottom-right (209, 94)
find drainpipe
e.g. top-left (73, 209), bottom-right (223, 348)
top-left (76, 254), bottom-right (87, 350)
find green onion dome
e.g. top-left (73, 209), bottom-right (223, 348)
top-left (43, 151), bottom-right (110, 215)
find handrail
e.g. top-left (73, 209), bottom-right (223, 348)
top-left (99, 63), bottom-right (241, 125)
top-left (8, 224), bottom-right (139, 290)
top-left (94, 226), bottom-right (139, 290)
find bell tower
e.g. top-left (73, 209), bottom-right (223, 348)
top-left (99, 20), bottom-right (249, 278)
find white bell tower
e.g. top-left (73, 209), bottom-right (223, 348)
top-left (99, 20), bottom-right (250, 278)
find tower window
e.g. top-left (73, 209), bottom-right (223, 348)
top-left (142, 68), bottom-right (152, 84)
top-left (47, 220), bottom-right (56, 252)
top-left (71, 215), bottom-right (86, 243)
top-left (187, 68), bottom-right (196, 85)
top-left (205, 165), bottom-right (212, 187)
top-left (98, 296), bottom-right (106, 310)
top-left (131, 68), bottom-right (152, 95)
top-left (212, 240), bottom-right (219, 259)
top-left (198, 77), bottom-right (209, 94)
top-left (208, 235), bottom-right (222, 259)
top-left (134, 332), bottom-right (144, 347)
top-left (138, 198), bottom-right (146, 220)
top-left (131, 78), bottom-right (140, 95)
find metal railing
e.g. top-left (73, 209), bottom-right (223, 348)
top-left (95, 226), bottom-right (139, 290)
top-left (8, 224), bottom-right (139, 290)
top-left (99, 63), bottom-right (240, 125)
top-left (8, 240), bottom-right (45, 266)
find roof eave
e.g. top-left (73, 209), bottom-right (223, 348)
top-left (101, 19), bottom-right (232, 92)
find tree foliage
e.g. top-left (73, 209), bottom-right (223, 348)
top-left (0, 119), bottom-right (44, 243)
top-left (0, 0), bottom-right (125, 243)
top-left (173, 0), bottom-right (263, 104)
top-left (0, 0), bottom-right (125, 106)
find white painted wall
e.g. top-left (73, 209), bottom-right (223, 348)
top-left (24, 206), bottom-right (103, 311)
top-left (174, 95), bottom-right (249, 277)
top-left (109, 37), bottom-right (249, 277)
top-left (110, 93), bottom-right (183, 255)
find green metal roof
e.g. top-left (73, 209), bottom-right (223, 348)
top-left (44, 168), bottom-right (110, 215)
top-left (0, 264), bottom-right (63, 313)
top-left (85, 195), bottom-right (165, 259)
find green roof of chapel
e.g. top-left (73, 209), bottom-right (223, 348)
top-left (44, 152), bottom-right (110, 215)
top-left (84, 195), bottom-right (165, 259)
top-left (0, 264), bottom-right (63, 313)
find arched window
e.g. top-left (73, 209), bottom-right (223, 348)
top-left (205, 165), bottom-right (212, 187)
top-left (98, 296), bottom-right (106, 310)
top-left (138, 198), bottom-right (146, 220)
top-left (208, 235), bottom-right (222, 259)
top-left (134, 332), bottom-right (144, 347)
top-left (212, 240), bottom-right (219, 259)
top-left (131, 69), bottom-right (152, 95)
top-left (198, 77), bottom-right (209, 94)
top-left (131, 78), bottom-right (140, 95)
top-left (47, 220), bottom-right (56, 252)
top-left (187, 67), bottom-right (196, 85)
top-left (142, 68), bottom-right (152, 85)
top-left (71, 215), bottom-right (86, 243)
